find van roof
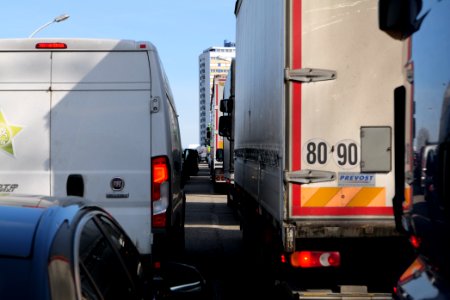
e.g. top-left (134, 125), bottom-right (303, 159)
top-left (0, 38), bottom-right (157, 51)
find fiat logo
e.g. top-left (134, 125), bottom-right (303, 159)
top-left (110, 177), bottom-right (125, 191)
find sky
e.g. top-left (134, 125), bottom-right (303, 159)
top-left (0, 1), bottom-right (237, 148)
top-left (412, 0), bottom-right (450, 147)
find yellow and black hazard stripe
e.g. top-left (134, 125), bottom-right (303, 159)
top-left (301, 187), bottom-right (386, 207)
top-left (292, 187), bottom-right (411, 216)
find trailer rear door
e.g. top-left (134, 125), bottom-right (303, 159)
top-left (287, 0), bottom-right (411, 219)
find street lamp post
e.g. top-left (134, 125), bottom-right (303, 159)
top-left (28, 14), bottom-right (70, 38)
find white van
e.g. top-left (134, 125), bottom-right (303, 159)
top-left (0, 38), bottom-right (185, 259)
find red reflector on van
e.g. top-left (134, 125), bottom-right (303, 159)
top-left (35, 43), bottom-right (67, 49)
top-left (152, 213), bottom-right (166, 228)
top-left (290, 251), bottom-right (340, 268)
top-left (409, 235), bottom-right (421, 249)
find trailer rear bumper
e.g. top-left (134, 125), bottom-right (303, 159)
top-left (277, 283), bottom-right (392, 300)
top-left (292, 220), bottom-right (400, 239)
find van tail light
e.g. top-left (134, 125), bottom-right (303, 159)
top-left (152, 156), bottom-right (170, 228)
top-left (35, 42), bottom-right (67, 49)
top-left (290, 251), bottom-right (341, 268)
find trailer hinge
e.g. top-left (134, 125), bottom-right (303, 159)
top-left (284, 68), bottom-right (337, 83)
top-left (150, 97), bottom-right (160, 113)
top-left (284, 169), bottom-right (336, 184)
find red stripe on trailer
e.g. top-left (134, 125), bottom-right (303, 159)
top-left (292, 0), bottom-right (302, 215)
top-left (407, 37), bottom-right (414, 210)
top-left (216, 83), bottom-right (219, 106)
top-left (216, 83), bottom-right (219, 148)
top-left (296, 207), bottom-right (393, 216)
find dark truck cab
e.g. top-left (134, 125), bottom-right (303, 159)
top-left (379, 0), bottom-right (450, 298)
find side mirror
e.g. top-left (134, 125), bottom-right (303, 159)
top-left (220, 98), bottom-right (234, 113)
top-left (219, 116), bottom-right (232, 138)
top-left (216, 149), bottom-right (224, 161)
top-left (153, 262), bottom-right (206, 299)
top-left (378, 0), bottom-right (427, 40)
top-left (206, 127), bottom-right (211, 140)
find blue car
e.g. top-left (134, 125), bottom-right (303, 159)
top-left (0, 195), bottom-right (204, 300)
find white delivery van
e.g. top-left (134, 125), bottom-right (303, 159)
top-left (0, 38), bottom-right (185, 259)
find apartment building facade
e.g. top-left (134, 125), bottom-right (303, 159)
top-left (199, 40), bottom-right (235, 145)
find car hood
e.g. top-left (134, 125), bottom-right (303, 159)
top-left (0, 205), bottom-right (45, 257)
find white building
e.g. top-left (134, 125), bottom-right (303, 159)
top-left (199, 40), bottom-right (235, 145)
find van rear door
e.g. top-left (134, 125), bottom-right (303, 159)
top-left (50, 51), bottom-right (152, 253)
top-left (0, 52), bottom-right (51, 195)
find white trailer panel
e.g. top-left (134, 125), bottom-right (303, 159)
top-left (235, 0), bottom-right (285, 221)
top-left (288, 0), bottom-right (410, 220)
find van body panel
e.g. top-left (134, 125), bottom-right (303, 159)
top-left (52, 52), bottom-right (151, 91)
top-left (50, 90), bottom-right (151, 200)
top-left (0, 92), bottom-right (50, 195)
top-left (0, 39), bottom-right (184, 256)
top-left (0, 52), bottom-right (51, 90)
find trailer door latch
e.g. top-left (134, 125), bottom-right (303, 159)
top-left (284, 169), bottom-right (336, 184)
top-left (284, 68), bottom-right (337, 83)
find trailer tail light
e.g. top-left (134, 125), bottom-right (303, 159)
top-left (35, 42), bottom-right (67, 49)
top-left (152, 156), bottom-right (170, 228)
top-left (290, 251), bottom-right (340, 268)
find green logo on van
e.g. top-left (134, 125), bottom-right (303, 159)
top-left (0, 111), bottom-right (23, 156)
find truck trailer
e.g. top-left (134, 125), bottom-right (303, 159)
top-left (220, 59), bottom-right (236, 207)
top-left (209, 74), bottom-right (227, 189)
top-left (227, 0), bottom-right (415, 297)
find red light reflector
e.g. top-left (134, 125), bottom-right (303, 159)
top-left (139, 44), bottom-right (147, 49)
top-left (35, 42), bottom-right (67, 49)
top-left (409, 235), bottom-right (421, 249)
top-left (152, 212), bottom-right (166, 228)
top-left (290, 251), bottom-right (340, 268)
top-left (153, 261), bottom-right (161, 269)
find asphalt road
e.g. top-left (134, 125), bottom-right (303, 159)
top-left (178, 163), bottom-right (273, 300)
top-left (175, 163), bottom-right (413, 300)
